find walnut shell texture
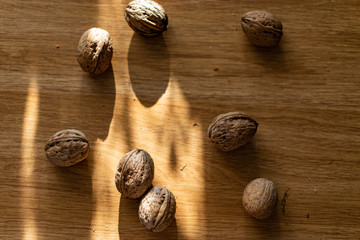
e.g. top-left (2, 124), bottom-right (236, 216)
top-left (44, 129), bottom-right (90, 167)
top-left (138, 186), bottom-right (176, 232)
top-left (242, 178), bottom-right (278, 219)
top-left (77, 27), bottom-right (113, 75)
top-left (241, 10), bottom-right (283, 47)
top-left (125, 0), bottom-right (168, 37)
top-left (115, 149), bottom-right (155, 199)
top-left (208, 112), bottom-right (258, 151)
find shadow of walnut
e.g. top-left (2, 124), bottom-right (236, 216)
top-left (128, 33), bottom-right (170, 107)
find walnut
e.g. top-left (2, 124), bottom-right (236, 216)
top-left (44, 129), bottom-right (90, 167)
top-left (207, 112), bottom-right (258, 151)
top-left (242, 178), bottom-right (278, 219)
top-left (77, 27), bottom-right (113, 75)
top-left (138, 186), bottom-right (176, 232)
top-left (125, 0), bottom-right (168, 37)
top-left (241, 11), bottom-right (283, 47)
top-left (115, 149), bottom-right (154, 199)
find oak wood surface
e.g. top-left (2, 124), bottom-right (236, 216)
top-left (1, 0), bottom-right (359, 239)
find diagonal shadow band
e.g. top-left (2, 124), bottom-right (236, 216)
top-left (128, 33), bottom-right (170, 108)
top-left (31, 62), bottom-right (115, 239)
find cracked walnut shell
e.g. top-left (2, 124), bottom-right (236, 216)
top-left (241, 11), bottom-right (283, 47)
top-left (44, 129), bottom-right (90, 167)
top-left (138, 186), bottom-right (176, 232)
top-left (125, 0), bottom-right (168, 36)
top-left (242, 178), bottom-right (278, 219)
top-left (115, 149), bottom-right (154, 199)
top-left (208, 112), bottom-right (258, 151)
top-left (77, 27), bottom-right (113, 75)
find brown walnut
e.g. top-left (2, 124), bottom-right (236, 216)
top-left (242, 178), bottom-right (278, 219)
top-left (125, 0), bottom-right (168, 37)
top-left (77, 27), bottom-right (113, 75)
top-left (208, 112), bottom-right (258, 151)
top-left (44, 129), bottom-right (90, 167)
top-left (115, 149), bottom-right (154, 199)
top-left (138, 186), bottom-right (176, 232)
top-left (241, 11), bottom-right (283, 47)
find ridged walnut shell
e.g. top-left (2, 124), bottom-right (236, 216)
top-left (44, 129), bottom-right (90, 167)
top-left (125, 0), bottom-right (168, 37)
top-left (242, 178), bottom-right (278, 219)
top-left (115, 149), bottom-right (154, 199)
top-left (77, 27), bottom-right (113, 75)
top-left (208, 112), bottom-right (258, 151)
top-left (241, 11), bottom-right (283, 47)
top-left (138, 186), bottom-right (176, 232)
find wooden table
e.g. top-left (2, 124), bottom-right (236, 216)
top-left (1, 0), bottom-right (359, 239)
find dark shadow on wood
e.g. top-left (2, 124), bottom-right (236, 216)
top-left (81, 64), bottom-right (116, 141)
top-left (169, 142), bottom-right (178, 171)
top-left (244, 42), bottom-right (290, 74)
top-left (128, 33), bottom-right (170, 108)
top-left (248, 209), bottom-right (281, 239)
top-left (0, 90), bottom-right (28, 239)
top-left (224, 141), bottom-right (261, 180)
top-left (33, 159), bottom-right (93, 239)
top-left (203, 134), bottom-right (263, 238)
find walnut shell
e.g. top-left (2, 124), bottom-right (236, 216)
top-left (242, 178), bottom-right (278, 219)
top-left (241, 11), bottom-right (283, 47)
top-left (44, 129), bottom-right (90, 167)
top-left (138, 186), bottom-right (176, 232)
top-left (115, 149), bottom-right (154, 199)
top-left (208, 112), bottom-right (258, 151)
top-left (77, 27), bottom-right (113, 75)
top-left (125, 0), bottom-right (168, 37)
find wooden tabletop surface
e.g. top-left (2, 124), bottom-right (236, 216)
top-left (1, 0), bottom-right (359, 239)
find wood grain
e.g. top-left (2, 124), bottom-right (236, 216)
top-left (1, 0), bottom-right (359, 239)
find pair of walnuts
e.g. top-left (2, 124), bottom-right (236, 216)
top-left (115, 149), bottom-right (176, 232)
top-left (77, 0), bottom-right (168, 75)
top-left (124, 0), bottom-right (284, 48)
top-left (208, 112), bottom-right (278, 219)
